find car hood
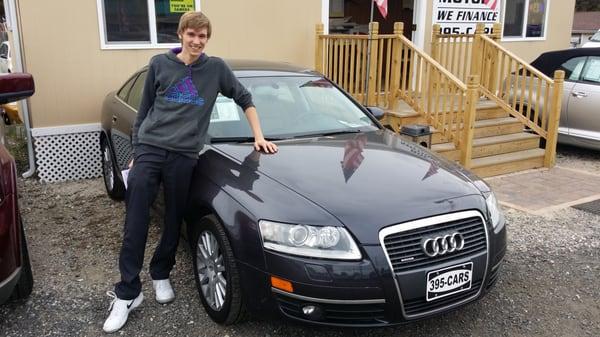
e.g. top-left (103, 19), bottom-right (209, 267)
top-left (211, 130), bottom-right (485, 244)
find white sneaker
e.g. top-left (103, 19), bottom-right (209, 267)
top-left (152, 279), bottom-right (175, 304)
top-left (102, 291), bottom-right (143, 333)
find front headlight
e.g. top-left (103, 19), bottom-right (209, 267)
top-left (258, 220), bottom-right (362, 260)
top-left (484, 192), bottom-right (503, 229)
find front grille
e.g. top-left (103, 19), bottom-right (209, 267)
top-left (383, 216), bottom-right (487, 273)
top-left (275, 294), bottom-right (388, 325)
top-left (403, 280), bottom-right (482, 316)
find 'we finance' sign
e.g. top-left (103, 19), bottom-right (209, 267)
top-left (433, 0), bottom-right (502, 34)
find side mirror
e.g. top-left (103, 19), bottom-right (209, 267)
top-left (366, 106), bottom-right (385, 120)
top-left (0, 73), bottom-right (35, 105)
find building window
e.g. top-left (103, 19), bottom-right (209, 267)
top-left (97, 0), bottom-right (201, 49)
top-left (502, 0), bottom-right (549, 40)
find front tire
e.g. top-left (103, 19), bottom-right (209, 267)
top-left (189, 215), bottom-right (246, 325)
top-left (100, 136), bottom-right (125, 200)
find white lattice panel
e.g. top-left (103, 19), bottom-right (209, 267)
top-left (34, 132), bottom-right (102, 182)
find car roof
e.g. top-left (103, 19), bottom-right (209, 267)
top-left (228, 59), bottom-right (320, 77)
top-left (531, 47), bottom-right (600, 77)
top-left (225, 59), bottom-right (310, 72)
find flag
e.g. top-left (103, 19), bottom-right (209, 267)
top-left (484, 0), bottom-right (499, 10)
top-left (374, 0), bottom-right (388, 19)
top-left (341, 134), bottom-right (368, 182)
top-left (421, 161), bottom-right (439, 181)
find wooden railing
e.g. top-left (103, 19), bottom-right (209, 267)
top-left (315, 23), bottom-right (397, 108)
top-left (431, 29), bottom-right (474, 85)
top-left (433, 23), bottom-right (564, 167)
top-left (316, 22), bottom-right (480, 168)
top-left (431, 24), bottom-right (502, 88)
top-left (395, 32), bottom-right (477, 165)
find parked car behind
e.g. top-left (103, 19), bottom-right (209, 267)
top-left (582, 29), bottom-right (600, 48)
top-left (100, 60), bottom-right (507, 326)
top-left (0, 41), bottom-right (12, 74)
top-left (506, 48), bottom-right (600, 151)
top-left (0, 72), bottom-right (34, 304)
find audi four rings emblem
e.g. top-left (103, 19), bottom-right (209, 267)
top-left (421, 233), bottom-right (465, 257)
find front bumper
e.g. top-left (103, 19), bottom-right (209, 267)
top-left (241, 210), bottom-right (507, 326)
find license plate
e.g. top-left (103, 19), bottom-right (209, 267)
top-left (426, 262), bottom-right (473, 302)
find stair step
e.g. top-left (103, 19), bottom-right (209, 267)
top-left (385, 98), bottom-right (510, 132)
top-left (431, 132), bottom-right (540, 161)
top-left (431, 142), bottom-right (455, 152)
top-left (473, 117), bottom-right (524, 139)
top-left (432, 143), bottom-right (460, 161)
top-left (385, 104), bottom-right (506, 118)
top-left (472, 132), bottom-right (540, 158)
top-left (470, 148), bottom-right (545, 177)
top-left (476, 106), bottom-right (510, 120)
top-left (432, 117), bottom-right (523, 143)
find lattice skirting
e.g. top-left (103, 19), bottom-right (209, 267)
top-left (33, 130), bottom-right (102, 182)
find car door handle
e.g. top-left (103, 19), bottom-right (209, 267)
top-left (572, 91), bottom-right (588, 98)
top-left (112, 115), bottom-right (118, 124)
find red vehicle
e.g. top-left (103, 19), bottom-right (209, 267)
top-left (0, 73), bottom-right (34, 304)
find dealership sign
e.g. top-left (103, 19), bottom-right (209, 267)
top-left (433, 0), bottom-right (502, 34)
top-left (170, 0), bottom-right (194, 13)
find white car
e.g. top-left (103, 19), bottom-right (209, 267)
top-left (583, 29), bottom-right (600, 48)
top-left (0, 41), bottom-right (11, 73)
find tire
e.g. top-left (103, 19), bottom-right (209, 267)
top-left (10, 221), bottom-right (33, 300)
top-left (100, 136), bottom-right (125, 200)
top-left (2, 111), bottom-right (11, 125)
top-left (189, 214), bottom-right (247, 325)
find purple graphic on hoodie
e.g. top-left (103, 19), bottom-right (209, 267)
top-left (165, 68), bottom-right (205, 106)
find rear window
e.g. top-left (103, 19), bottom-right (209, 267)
top-left (117, 74), bottom-right (138, 100)
top-left (126, 71), bottom-right (147, 111)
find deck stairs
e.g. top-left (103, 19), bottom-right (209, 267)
top-left (383, 99), bottom-right (545, 178)
top-left (315, 22), bottom-right (564, 178)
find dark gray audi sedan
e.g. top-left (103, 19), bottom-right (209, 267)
top-left (100, 60), bottom-right (506, 326)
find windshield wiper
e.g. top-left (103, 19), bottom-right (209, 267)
top-left (210, 136), bottom-right (286, 143)
top-left (294, 129), bottom-right (363, 138)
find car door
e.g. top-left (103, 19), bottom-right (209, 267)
top-left (111, 71), bottom-right (146, 170)
top-left (566, 56), bottom-right (600, 146)
top-left (557, 56), bottom-right (587, 134)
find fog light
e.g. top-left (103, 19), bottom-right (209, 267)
top-left (302, 305), bottom-right (316, 315)
top-left (301, 304), bottom-right (324, 320)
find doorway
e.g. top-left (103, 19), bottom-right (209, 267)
top-left (328, 0), bottom-right (415, 39)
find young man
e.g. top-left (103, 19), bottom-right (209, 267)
top-left (103, 11), bottom-right (277, 333)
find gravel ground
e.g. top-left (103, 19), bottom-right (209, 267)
top-left (0, 145), bottom-right (599, 337)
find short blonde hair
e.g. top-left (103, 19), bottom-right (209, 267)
top-left (177, 11), bottom-right (212, 38)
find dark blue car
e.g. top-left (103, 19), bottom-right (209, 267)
top-left (100, 60), bottom-right (507, 326)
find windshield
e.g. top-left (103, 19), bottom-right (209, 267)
top-left (208, 76), bottom-right (378, 140)
top-left (591, 31), bottom-right (600, 42)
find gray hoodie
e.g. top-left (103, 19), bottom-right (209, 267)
top-left (132, 48), bottom-right (254, 157)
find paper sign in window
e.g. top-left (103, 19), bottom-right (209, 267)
top-left (211, 100), bottom-right (241, 122)
top-left (170, 0), bottom-right (194, 13)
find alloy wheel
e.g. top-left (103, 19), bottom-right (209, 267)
top-left (102, 143), bottom-right (114, 191)
top-left (196, 230), bottom-right (227, 311)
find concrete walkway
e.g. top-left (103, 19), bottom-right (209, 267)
top-left (486, 166), bottom-right (600, 215)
